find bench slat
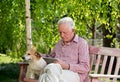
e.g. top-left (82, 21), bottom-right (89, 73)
top-left (112, 58), bottom-right (120, 82)
top-left (106, 56), bottom-right (115, 82)
top-left (107, 56), bottom-right (114, 75)
top-left (94, 55), bottom-right (101, 74)
top-left (100, 55), bottom-right (108, 74)
top-left (89, 74), bottom-right (120, 78)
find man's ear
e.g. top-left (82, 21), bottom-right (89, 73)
top-left (72, 28), bottom-right (75, 32)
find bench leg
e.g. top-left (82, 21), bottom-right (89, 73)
top-left (90, 77), bottom-right (99, 82)
top-left (18, 64), bottom-right (27, 82)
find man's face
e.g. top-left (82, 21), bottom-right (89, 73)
top-left (58, 23), bottom-right (74, 42)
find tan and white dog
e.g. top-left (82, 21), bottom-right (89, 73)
top-left (22, 47), bottom-right (47, 79)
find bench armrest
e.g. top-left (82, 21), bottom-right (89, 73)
top-left (18, 62), bottom-right (29, 65)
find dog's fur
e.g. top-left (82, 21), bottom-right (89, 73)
top-left (22, 47), bottom-right (47, 79)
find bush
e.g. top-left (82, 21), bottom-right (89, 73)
top-left (0, 63), bottom-right (19, 82)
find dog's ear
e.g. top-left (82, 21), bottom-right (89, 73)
top-left (35, 52), bottom-right (42, 58)
top-left (31, 46), bottom-right (36, 50)
top-left (30, 46), bottom-right (37, 53)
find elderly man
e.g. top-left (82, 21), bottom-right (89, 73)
top-left (48, 17), bottom-right (90, 82)
top-left (24, 17), bottom-right (90, 82)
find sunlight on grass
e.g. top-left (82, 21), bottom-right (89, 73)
top-left (0, 54), bottom-right (11, 64)
top-left (0, 53), bottom-right (23, 64)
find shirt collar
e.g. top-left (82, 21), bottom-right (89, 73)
top-left (73, 35), bottom-right (79, 43)
top-left (61, 35), bottom-right (78, 46)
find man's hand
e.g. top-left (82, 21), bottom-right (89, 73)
top-left (54, 59), bottom-right (70, 70)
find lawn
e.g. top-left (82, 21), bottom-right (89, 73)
top-left (0, 54), bottom-right (19, 82)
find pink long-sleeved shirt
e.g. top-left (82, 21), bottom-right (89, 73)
top-left (48, 35), bottom-right (90, 82)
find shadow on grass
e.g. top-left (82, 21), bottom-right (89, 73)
top-left (0, 63), bottom-right (20, 82)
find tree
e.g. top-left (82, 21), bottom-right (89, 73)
top-left (0, 0), bottom-right (26, 62)
top-left (25, 0), bottom-right (32, 50)
top-left (0, 0), bottom-right (119, 61)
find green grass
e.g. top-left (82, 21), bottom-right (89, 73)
top-left (0, 54), bottom-right (11, 63)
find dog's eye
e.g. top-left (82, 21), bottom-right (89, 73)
top-left (28, 53), bottom-right (30, 55)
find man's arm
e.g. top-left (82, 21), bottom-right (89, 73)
top-left (69, 39), bottom-right (90, 74)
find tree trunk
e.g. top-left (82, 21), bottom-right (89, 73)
top-left (89, 18), bottom-right (96, 46)
top-left (25, 0), bottom-right (32, 50)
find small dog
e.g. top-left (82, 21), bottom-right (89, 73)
top-left (22, 47), bottom-right (47, 79)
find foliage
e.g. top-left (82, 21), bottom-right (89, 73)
top-left (0, 0), bottom-right (120, 59)
top-left (0, 0), bottom-right (26, 60)
top-left (0, 63), bottom-right (19, 82)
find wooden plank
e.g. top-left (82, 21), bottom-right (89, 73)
top-left (100, 55), bottom-right (108, 74)
top-left (98, 47), bottom-right (120, 57)
top-left (90, 47), bottom-right (120, 57)
top-left (105, 56), bottom-right (115, 82)
top-left (112, 57), bottom-right (120, 82)
top-left (90, 54), bottom-right (95, 69)
top-left (94, 55), bottom-right (101, 74)
top-left (89, 74), bottom-right (120, 78)
top-left (107, 56), bottom-right (115, 74)
top-left (18, 63), bottom-right (28, 82)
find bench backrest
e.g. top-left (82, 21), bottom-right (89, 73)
top-left (89, 46), bottom-right (120, 82)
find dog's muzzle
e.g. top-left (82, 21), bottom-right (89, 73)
top-left (22, 54), bottom-right (31, 61)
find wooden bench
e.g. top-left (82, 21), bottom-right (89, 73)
top-left (18, 46), bottom-right (120, 82)
top-left (89, 46), bottom-right (120, 82)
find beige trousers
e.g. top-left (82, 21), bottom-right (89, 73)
top-left (39, 63), bottom-right (80, 82)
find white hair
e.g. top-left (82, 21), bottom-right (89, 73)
top-left (57, 17), bottom-right (75, 29)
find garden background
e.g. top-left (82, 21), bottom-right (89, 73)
top-left (0, 0), bottom-right (120, 82)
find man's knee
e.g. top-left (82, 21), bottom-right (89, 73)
top-left (44, 63), bottom-right (62, 74)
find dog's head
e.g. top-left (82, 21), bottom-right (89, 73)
top-left (22, 47), bottom-right (42, 61)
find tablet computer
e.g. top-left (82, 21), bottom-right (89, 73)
top-left (43, 57), bottom-right (58, 64)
